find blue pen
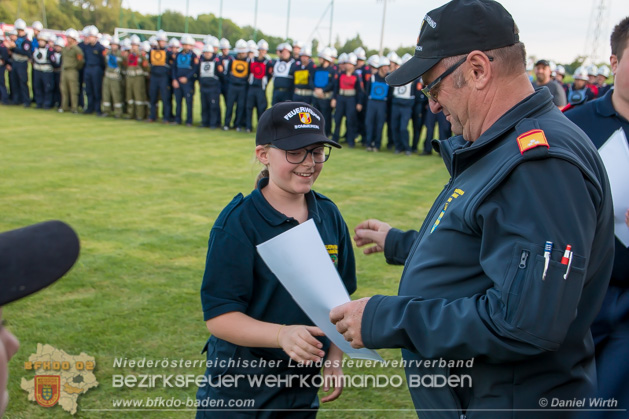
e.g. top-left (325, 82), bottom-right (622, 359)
top-left (542, 241), bottom-right (553, 280)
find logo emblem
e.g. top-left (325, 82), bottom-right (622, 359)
top-left (35, 375), bottom-right (60, 408)
top-left (516, 129), bottom-right (549, 154)
top-left (299, 112), bottom-right (312, 124)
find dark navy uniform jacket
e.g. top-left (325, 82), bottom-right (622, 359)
top-left (312, 64), bottom-right (336, 94)
top-left (12, 35), bottom-right (32, 59)
top-left (84, 41), bottom-right (105, 69)
top-left (200, 177), bottom-right (356, 375)
top-left (149, 48), bottom-right (172, 77)
top-left (172, 50), bottom-right (198, 80)
top-left (366, 72), bottom-right (389, 102)
top-left (272, 58), bottom-right (294, 90)
top-left (362, 88), bottom-right (614, 418)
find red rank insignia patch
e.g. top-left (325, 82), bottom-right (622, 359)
top-left (516, 129), bottom-right (549, 154)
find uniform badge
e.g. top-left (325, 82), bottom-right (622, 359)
top-left (517, 129), bottom-right (549, 154)
top-left (299, 112), bottom-right (312, 124)
top-left (34, 375), bottom-right (61, 408)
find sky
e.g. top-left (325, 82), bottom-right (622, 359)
top-left (125, 0), bottom-right (629, 65)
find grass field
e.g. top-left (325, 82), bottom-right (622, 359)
top-left (1, 103), bottom-right (450, 418)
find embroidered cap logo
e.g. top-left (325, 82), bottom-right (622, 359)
top-left (298, 112), bottom-right (312, 124)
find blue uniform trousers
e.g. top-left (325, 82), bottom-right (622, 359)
top-left (149, 75), bottom-right (172, 122)
top-left (246, 86), bottom-right (267, 130)
top-left (365, 100), bottom-right (387, 150)
top-left (333, 95), bottom-right (358, 147)
top-left (12, 60), bottom-right (30, 106)
top-left (292, 93), bottom-right (312, 104)
top-left (412, 102), bottom-right (428, 152)
top-left (589, 286), bottom-right (629, 419)
top-left (78, 67), bottom-right (85, 108)
top-left (84, 66), bottom-right (103, 114)
top-left (33, 70), bottom-right (54, 109)
top-left (312, 97), bottom-right (332, 137)
top-left (385, 100), bottom-right (394, 149)
top-left (272, 88), bottom-right (292, 105)
top-left (174, 81), bottom-right (194, 124)
top-left (424, 110), bottom-right (451, 145)
top-left (391, 103), bottom-right (412, 152)
top-left (224, 83), bottom-right (247, 128)
top-left (357, 100), bottom-right (366, 142)
top-left (200, 86), bottom-right (221, 128)
top-left (0, 66), bottom-right (8, 104)
top-left (52, 72), bottom-right (61, 108)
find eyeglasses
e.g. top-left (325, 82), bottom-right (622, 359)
top-left (421, 55), bottom-right (493, 102)
top-left (271, 145), bottom-right (332, 164)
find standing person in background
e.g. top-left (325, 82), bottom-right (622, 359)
top-left (390, 54), bottom-right (416, 155)
top-left (565, 16), bottom-right (629, 418)
top-left (124, 35), bottom-right (148, 121)
top-left (245, 39), bottom-right (272, 133)
top-left (312, 47), bottom-right (338, 138)
top-left (222, 39), bottom-right (249, 131)
top-left (32, 32), bottom-right (55, 110)
top-left (198, 40), bottom-right (223, 129)
top-left (9, 19), bottom-right (32, 107)
top-left (271, 43), bottom-right (294, 105)
top-left (412, 77), bottom-right (430, 154)
top-left (332, 53), bottom-right (363, 148)
top-left (59, 29), bottom-right (84, 114)
top-left (384, 51), bottom-right (401, 150)
top-left (172, 35), bottom-right (198, 127)
top-left (0, 34), bottom-right (12, 105)
top-left (532, 59), bottom-right (567, 108)
top-left (364, 55), bottom-right (390, 152)
top-left (148, 30), bottom-right (173, 123)
top-left (354, 47), bottom-right (370, 145)
top-left (82, 25), bottom-right (105, 116)
top-left (101, 37), bottom-right (124, 118)
top-left (218, 38), bottom-right (232, 125)
top-left (291, 46), bottom-right (315, 104)
top-left (595, 65), bottom-right (613, 97)
top-left (51, 37), bottom-right (64, 109)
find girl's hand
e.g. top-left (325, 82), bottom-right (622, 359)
top-left (278, 325), bottom-right (325, 364)
top-left (320, 363), bottom-right (343, 403)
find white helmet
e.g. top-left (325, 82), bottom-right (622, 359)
top-left (54, 36), bottom-right (66, 47)
top-left (101, 39), bottom-right (111, 49)
top-left (202, 43), bottom-right (213, 53)
top-left (37, 31), bottom-right (48, 41)
top-left (573, 67), bottom-right (589, 81)
top-left (14, 19), bottom-right (27, 30)
top-left (87, 25), bottom-right (99, 37)
top-left (111, 36), bottom-right (120, 45)
top-left (149, 35), bottom-right (158, 47)
top-left (556, 65), bottom-right (566, 76)
top-left (65, 28), bottom-right (80, 41)
top-left (367, 54), bottom-right (379, 68)
top-left (387, 51), bottom-right (401, 65)
top-left (181, 35), bottom-right (195, 46)
top-left (347, 52), bottom-right (357, 66)
top-left (247, 39), bottom-right (257, 52)
top-left (32, 21), bottom-right (44, 31)
top-left (257, 39), bottom-right (269, 51)
top-left (379, 56), bottom-right (390, 67)
top-left (329, 46), bottom-right (338, 59)
top-left (168, 38), bottom-right (181, 48)
top-left (208, 36), bottom-right (219, 49)
top-left (300, 45), bottom-right (312, 57)
top-left (234, 39), bottom-right (248, 53)
top-left (292, 40), bottom-right (304, 49)
top-left (401, 53), bottom-right (412, 64)
top-left (156, 30), bottom-right (168, 42)
top-left (219, 38), bottom-right (231, 49)
top-left (281, 42), bottom-right (293, 52)
top-left (130, 34), bottom-right (141, 45)
top-left (318, 47), bottom-right (333, 62)
top-left (121, 38), bottom-right (132, 51)
top-left (586, 64), bottom-right (598, 76)
top-left (598, 65), bottom-right (611, 78)
top-left (338, 52), bottom-right (348, 64)
top-left (548, 60), bottom-right (557, 74)
top-left (353, 47), bottom-right (366, 61)
top-left (142, 40), bottom-right (151, 52)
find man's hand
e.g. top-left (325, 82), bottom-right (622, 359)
top-left (625, 208), bottom-right (629, 229)
top-left (353, 219), bottom-right (392, 255)
top-left (330, 298), bottom-right (371, 349)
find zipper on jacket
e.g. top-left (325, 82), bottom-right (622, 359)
top-left (506, 250), bottom-right (529, 323)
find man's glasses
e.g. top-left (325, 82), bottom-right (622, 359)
top-left (271, 145), bottom-right (332, 164)
top-left (421, 55), bottom-right (493, 102)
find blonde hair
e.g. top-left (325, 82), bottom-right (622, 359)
top-left (254, 145), bottom-right (271, 187)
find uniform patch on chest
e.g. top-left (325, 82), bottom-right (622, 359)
top-left (326, 244), bottom-right (339, 266)
top-left (517, 129), bottom-right (549, 154)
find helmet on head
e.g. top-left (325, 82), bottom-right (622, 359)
top-left (257, 39), bottom-right (269, 51)
top-left (347, 52), bottom-right (358, 66)
top-left (111, 36), bottom-right (120, 45)
top-left (37, 31), bottom-right (48, 41)
top-left (142, 40), bottom-right (151, 52)
top-left (234, 39), bottom-right (248, 53)
top-left (353, 47), bottom-right (366, 61)
top-left (168, 38), bottom-right (181, 48)
top-left (367, 54), bottom-right (379, 68)
top-left (281, 42), bottom-right (293, 52)
top-left (338, 52), bottom-right (348, 64)
top-left (329, 46), bottom-right (338, 59)
top-left (292, 40), bottom-right (304, 49)
top-left (379, 56), bottom-right (390, 67)
top-left (556, 65), bottom-right (566, 76)
top-left (573, 67), bottom-right (589, 81)
top-left (387, 51), bottom-right (401, 65)
top-left (202, 43), bottom-right (213, 53)
top-left (87, 25), bottom-right (99, 37)
top-left (586, 64), bottom-right (598, 76)
top-left (156, 30), bottom-right (168, 42)
top-left (65, 28), bottom-right (80, 41)
top-left (247, 39), bottom-right (258, 52)
top-left (300, 46), bottom-right (312, 57)
top-left (101, 39), bottom-right (111, 49)
top-left (121, 38), bottom-right (132, 51)
top-left (401, 53), bottom-right (412, 64)
top-left (208, 36), bottom-right (219, 48)
top-left (130, 34), bottom-right (141, 45)
top-left (181, 35), bottom-right (195, 46)
top-left (149, 35), bottom-right (158, 47)
top-left (318, 47), bottom-right (333, 62)
top-left (54, 36), bottom-right (66, 47)
top-left (14, 19), bottom-right (27, 30)
top-left (219, 38), bottom-right (231, 49)
top-left (598, 65), bottom-right (611, 78)
top-left (548, 60), bottom-right (557, 73)
top-left (32, 21), bottom-right (44, 31)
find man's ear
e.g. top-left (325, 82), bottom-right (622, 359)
top-left (467, 50), bottom-right (492, 90)
top-left (256, 145), bottom-right (270, 165)
top-left (610, 55), bottom-right (618, 76)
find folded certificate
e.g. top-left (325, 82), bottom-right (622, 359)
top-left (599, 128), bottom-right (629, 247)
top-left (257, 219), bottom-right (382, 361)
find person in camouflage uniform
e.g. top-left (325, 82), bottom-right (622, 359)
top-left (102, 37), bottom-right (124, 118)
top-left (59, 29), bottom-right (84, 113)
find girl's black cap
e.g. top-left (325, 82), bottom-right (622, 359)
top-left (255, 102), bottom-right (341, 150)
top-left (386, 0), bottom-right (519, 86)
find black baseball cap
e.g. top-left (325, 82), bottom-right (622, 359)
top-left (255, 102), bottom-right (341, 150)
top-left (535, 59), bottom-right (550, 67)
top-left (386, 0), bottom-right (520, 86)
top-left (0, 220), bottom-right (80, 306)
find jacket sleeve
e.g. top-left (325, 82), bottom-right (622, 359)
top-left (362, 157), bottom-right (605, 361)
top-left (383, 228), bottom-right (419, 265)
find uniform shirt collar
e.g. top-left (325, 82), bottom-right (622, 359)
top-left (251, 178), bottom-right (321, 226)
top-left (595, 88), bottom-right (618, 118)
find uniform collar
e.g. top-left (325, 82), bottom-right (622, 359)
top-left (251, 178), bottom-right (321, 226)
top-left (594, 88), bottom-right (617, 118)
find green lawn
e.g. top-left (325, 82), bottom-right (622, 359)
top-left (1, 104), bottom-right (449, 418)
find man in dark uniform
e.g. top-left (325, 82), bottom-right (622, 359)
top-left (331, 1), bottom-right (615, 418)
top-left (312, 47), bottom-right (337, 138)
top-left (364, 55), bottom-right (389, 151)
top-left (271, 43), bottom-right (294, 105)
top-left (291, 46), bottom-right (315, 104)
top-left (223, 39), bottom-right (249, 131)
top-left (32, 32), bottom-right (55, 109)
top-left (10, 19), bottom-right (32, 107)
top-left (172, 35), bottom-right (198, 126)
top-left (148, 30), bottom-right (173, 123)
top-left (82, 25), bottom-right (106, 115)
top-left (198, 41), bottom-right (223, 128)
top-left (565, 16), bottom-right (629, 419)
top-left (245, 39), bottom-right (272, 132)
top-left (0, 34), bottom-right (11, 105)
top-left (331, 52), bottom-right (363, 148)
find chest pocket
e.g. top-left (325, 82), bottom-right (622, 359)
top-left (274, 61), bottom-right (291, 77)
top-left (250, 61), bottom-right (266, 79)
top-left (339, 75), bottom-right (356, 90)
top-left (313, 70), bottom-right (330, 88)
top-left (200, 60), bottom-right (216, 78)
top-left (150, 50), bottom-right (166, 66)
top-left (393, 83), bottom-right (412, 99)
top-left (370, 81), bottom-right (389, 100)
top-left (107, 54), bottom-right (119, 69)
top-left (294, 69), bottom-right (309, 85)
top-left (127, 54), bottom-right (138, 67)
top-left (231, 60), bottom-right (249, 78)
top-left (177, 53), bottom-right (192, 69)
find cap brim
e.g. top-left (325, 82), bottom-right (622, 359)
top-left (385, 56), bottom-right (440, 86)
top-left (274, 134), bottom-right (341, 151)
top-left (0, 220), bottom-right (80, 306)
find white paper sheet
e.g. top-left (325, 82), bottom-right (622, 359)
top-left (598, 128), bottom-right (629, 247)
top-left (257, 219), bottom-right (382, 361)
